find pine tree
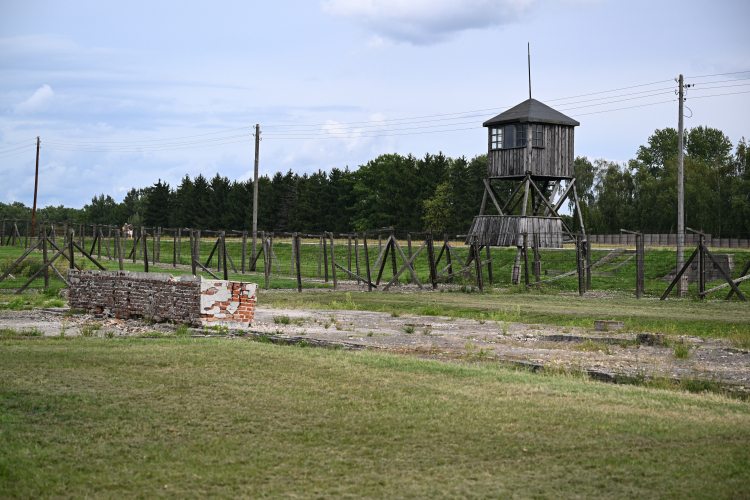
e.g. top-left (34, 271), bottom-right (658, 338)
top-left (144, 179), bottom-right (171, 227)
top-left (171, 175), bottom-right (195, 228)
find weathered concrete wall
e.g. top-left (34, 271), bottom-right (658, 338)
top-left (663, 254), bottom-right (734, 285)
top-left (67, 270), bottom-right (257, 328)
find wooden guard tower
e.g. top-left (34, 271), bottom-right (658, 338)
top-left (466, 98), bottom-right (587, 283)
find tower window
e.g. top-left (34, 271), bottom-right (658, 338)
top-left (490, 124), bottom-right (544, 149)
top-left (491, 127), bottom-right (502, 149)
top-left (532, 124), bottom-right (544, 147)
top-left (503, 125), bottom-right (515, 148)
top-left (515, 124), bottom-right (527, 147)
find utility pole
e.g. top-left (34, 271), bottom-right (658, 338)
top-left (30, 137), bottom-right (40, 239)
top-left (251, 124), bottom-right (261, 270)
top-left (677, 75), bottom-right (685, 295)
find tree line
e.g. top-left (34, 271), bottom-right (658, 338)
top-left (1, 126), bottom-right (747, 237)
top-left (572, 126), bottom-right (749, 238)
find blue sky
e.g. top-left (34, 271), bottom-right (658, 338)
top-left (1, 0), bottom-right (749, 209)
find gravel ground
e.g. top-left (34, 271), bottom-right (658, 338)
top-left (2, 305), bottom-right (748, 391)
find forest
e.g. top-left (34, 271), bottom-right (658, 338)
top-left (1, 126), bottom-right (748, 237)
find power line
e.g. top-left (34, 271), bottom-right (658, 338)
top-left (42, 125), bottom-right (258, 145)
top-left (44, 131), bottom-right (256, 151)
top-left (688, 76), bottom-right (750, 86)
top-left (688, 90), bottom-right (750, 100)
top-left (40, 91), bottom-right (748, 148)
top-left (44, 137), bottom-right (257, 153)
top-left (0, 146), bottom-right (37, 160)
top-left (263, 87), bottom-right (678, 135)
top-left (0, 143), bottom-right (39, 155)
top-left (14, 73), bottom-right (750, 152)
top-left (686, 70), bottom-right (750, 79)
top-left (0, 139), bottom-right (37, 152)
top-left (544, 79), bottom-right (674, 102)
top-left (39, 78), bottom-right (681, 147)
top-left (689, 82), bottom-right (750, 91)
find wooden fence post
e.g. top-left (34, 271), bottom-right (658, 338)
top-left (636, 232), bottom-right (644, 299)
top-left (105, 225), bottom-right (111, 260)
top-left (218, 233), bottom-right (224, 273)
top-left (576, 236), bottom-right (584, 296)
top-left (355, 233), bottom-right (361, 285)
top-left (444, 234), bottom-right (453, 284)
top-left (0, 219), bottom-right (4, 246)
top-left (406, 234), bottom-right (413, 284)
top-left (295, 233), bottom-right (302, 293)
top-left (532, 234), bottom-right (540, 283)
top-left (363, 234), bottom-right (372, 292)
top-left (329, 232), bottom-right (338, 290)
top-left (427, 232), bottom-right (438, 290)
top-left (116, 228), bottom-right (124, 271)
top-left (190, 230), bottom-right (196, 275)
top-left (196, 230), bottom-right (201, 269)
top-left (523, 233), bottom-right (530, 286)
top-left (318, 236), bottom-right (323, 278)
top-left (347, 235), bottom-right (352, 279)
top-left (241, 230), bottom-right (247, 274)
top-left (473, 237), bottom-right (484, 291)
top-left (586, 238), bottom-right (592, 291)
top-left (698, 234), bottom-right (705, 300)
top-left (390, 230), bottom-right (398, 280)
top-left (177, 228), bottom-right (182, 266)
top-left (290, 233), bottom-right (296, 276)
top-left (69, 229), bottom-right (75, 270)
top-left (143, 230), bottom-right (149, 272)
top-left (323, 234), bottom-right (329, 282)
top-left (156, 227), bottom-right (161, 264)
top-left (486, 243), bottom-right (493, 285)
top-left (41, 225), bottom-right (49, 289)
top-left (221, 231), bottom-right (228, 280)
top-left (263, 236), bottom-right (273, 290)
top-left (172, 229), bottom-right (176, 267)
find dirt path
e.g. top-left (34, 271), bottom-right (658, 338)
top-left (2, 306), bottom-right (748, 391)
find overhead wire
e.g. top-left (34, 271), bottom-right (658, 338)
top-left (7, 72), bottom-right (748, 152)
top-left (0, 138), bottom-right (37, 152)
top-left (38, 77), bottom-right (680, 147)
top-left (0, 143), bottom-right (39, 155)
top-left (686, 70), bottom-right (750, 79)
top-left (0, 146), bottom-right (38, 160)
top-left (262, 86), bottom-right (679, 135)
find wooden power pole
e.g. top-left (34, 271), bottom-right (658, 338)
top-left (30, 137), bottom-right (40, 238)
top-left (677, 75), bottom-right (685, 295)
top-left (251, 124), bottom-right (260, 270)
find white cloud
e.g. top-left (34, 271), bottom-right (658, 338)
top-left (14, 84), bottom-right (54, 114)
top-left (321, 0), bottom-right (538, 44)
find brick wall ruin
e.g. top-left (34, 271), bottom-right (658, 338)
top-left (67, 270), bottom-right (257, 328)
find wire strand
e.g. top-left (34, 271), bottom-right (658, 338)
top-left (0, 147), bottom-right (37, 160)
top-left (0, 138), bottom-right (37, 151)
top-left (686, 70), bottom-right (750, 79)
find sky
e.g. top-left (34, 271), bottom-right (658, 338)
top-left (1, 0), bottom-right (749, 210)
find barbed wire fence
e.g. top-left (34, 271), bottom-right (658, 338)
top-left (1, 219), bottom-right (749, 301)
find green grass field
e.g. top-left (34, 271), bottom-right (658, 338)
top-left (1, 337), bottom-right (749, 499)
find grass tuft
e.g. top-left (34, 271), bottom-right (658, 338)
top-left (673, 339), bottom-right (692, 359)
